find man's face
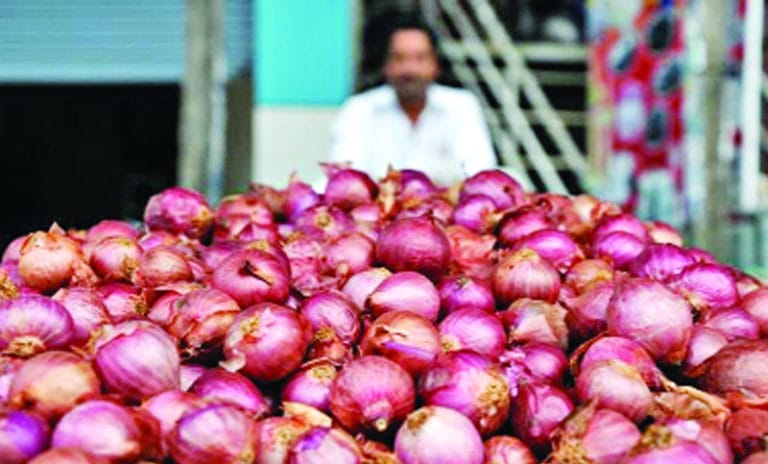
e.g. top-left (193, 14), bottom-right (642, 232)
top-left (383, 29), bottom-right (439, 104)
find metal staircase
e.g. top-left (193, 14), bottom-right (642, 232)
top-left (418, 0), bottom-right (589, 194)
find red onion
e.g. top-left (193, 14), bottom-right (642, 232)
top-left (438, 307), bottom-right (505, 358)
top-left (646, 220), bottom-right (685, 246)
top-left (29, 448), bottom-right (109, 464)
top-left (493, 249), bottom-right (561, 305)
top-left (98, 283), bottom-right (148, 322)
top-left (575, 360), bottom-right (653, 423)
top-left (592, 231), bottom-right (647, 270)
top-left (349, 202), bottom-right (384, 226)
top-left (322, 232), bottom-right (375, 277)
top-left (631, 243), bottom-right (696, 282)
top-left (367, 271), bottom-right (441, 321)
top-left (2, 236), bottom-right (27, 265)
top-left (500, 298), bottom-right (569, 351)
top-left (499, 342), bottom-right (568, 390)
top-left (375, 217), bottom-right (450, 280)
top-left (215, 192), bottom-right (274, 227)
top-left (143, 186), bottom-right (214, 239)
top-left (444, 225), bottom-right (497, 280)
top-left (341, 267), bottom-right (391, 309)
top-left (483, 435), bottom-right (537, 464)
top-left (624, 426), bottom-right (720, 464)
top-left (496, 207), bottom-right (551, 247)
top-left (9, 351), bottom-right (100, 422)
top-left (0, 410), bottom-right (49, 463)
top-left (137, 230), bottom-right (179, 252)
top-left (168, 403), bottom-right (256, 464)
top-left (285, 174), bottom-right (321, 222)
top-left (134, 246), bottom-right (193, 288)
top-left (329, 355), bottom-right (415, 434)
top-left (396, 168), bottom-right (438, 199)
top-left (725, 407), bottom-right (768, 459)
top-left (323, 167), bottom-right (378, 211)
top-left (288, 426), bottom-right (363, 463)
top-left (510, 381), bottom-right (574, 452)
top-left (395, 406), bottom-right (484, 464)
top-left (701, 307), bottom-right (759, 341)
top-left (253, 416), bottom-right (312, 463)
top-left (52, 400), bottom-right (160, 462)
top-left (562, 281), bottom-right (614, 341)
top-left (361, 310), bottom-right (441, 376)
top-left (606, 277), bottom-right (693, 364)
top-left (451, 194), bottom-right (499, 234)
top-left (437, 275), bottom-right (495, 315)
top-left (593, 213), bottom-right (649, 243)
top-left (300, 291), bottom-right (361, 346)
top-left (684, 325), bottom-right (728, 376)
top-left (200, 240), bottom-right (243, 269)
top-left (743, 452), bottom-right (768, 464)
top-left (513, 229), bottom-right (584, 273)
top-left (189, 368), bottom-right (270, 417)
top-left (282, 361), bottom-right (338, 412)
top-left (664, 417), bottom-right (733, 464)
top-left (306, 328), bottom-right (354, 366)
top-left (295, 205), bottom-right (355, 239)
top-left (221, 302), bottom-right (312, 383)
top-left (668, 263), bottom-right (739, 312)
top-left (51, 288), bottom-right (111, 346)
top-left (550, 403), bottom-right (641, 464)
top-left (179, 364), bottom-right (206, 392)
top-left (89, 236), bottom-right (142, 283)
top-left (212, 249), bottom-right (290, 308)
top-left (215, 216), bottom-right (280, 243)
top-left (18, 228), bottom-right (93, 293)
top-left (86, 219), bottom-right (140, 245)
top-left (459, 169), bottom-right (525, 210)
top-left (564, 259), bottom-right (615, 294)
top-left (575, 336), bottom-right (662, 389)
top-left (701, 339), bottom-right (768, 399)
top-left (419, 351), bottom-right (510, 436)
top-left (92, 321), bottom-right (180, 401)
top-left (0, 295), bottom-right (74, 357)
top-left (741, 287), bottom-right (768, 337)
top-left (142, 390), bottom-right (200, 444)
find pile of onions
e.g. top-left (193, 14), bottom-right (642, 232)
top-left (0, 168), bottom-right (767, 461)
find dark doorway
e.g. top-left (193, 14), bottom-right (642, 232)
top-left (0, 85), bottom-right (179, 249)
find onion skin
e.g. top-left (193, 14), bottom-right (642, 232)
top-left (630, 243), bottom-right (695, 283)
top-left (451, 194), bottom-right (499, 234)
top-left (500, 298), bottom-right (569, 351)
top-left (592, 231), bottom-right (647, 270)
top-left (496, 207), bottom-right (551, 247)
top-left (18, 228), bottom-right (93, 293)
top-left (98, 283), bottom-right (149, 323)
top-left (499, 342), bottom-right (568, 390)
top-left (89, 237), bottom-right (142, 283)
top-left (141, 390), bottom-right (200, 452)
top-left (622, 429), bottom-right (720, 464)
top-left (134, 246), bottom-right (193, 288)
top-left (179, 364), bottom-right (206, 392)
top-left (664, 418), bottom-right (733, 464)
top-left (288, 426), bottom-right (363, 464)
top-left (701, 339), bottom-right (768, 400)
top-left (668, 263), bottom-right (738, 312)
top-left (361, 310), bottom-right (441, 377)
top-left (684, 325), bottom-right (729, 376)
top-left (9, 351), bottom-right (100, 422)
top-left (438, 307), bottom-right (506, 359)
top-left (493, 249), bottom-right (561, 306)
top-left (51, 288), bottom-right (111, 347)
top-left (300, 291), bottom-right (361, 346)
top-left (0, 410), bottom-right (49, 464)
top-left (143, 186), bottom-right (214, 239)
top-left (459, 169), bottom-right (524, 210)
top-left (510, 381), bottom-right (574, 453)
top-left (163, 288), bottom-right (241, 356)
top-left (483, 435), bottom-right (537, 464)
top-left (221, 302), bottom-right (312, 383)
top-left (188, 368), bottom-right (270, 418)
top-left (341, 267), bottom-right (391, 309)
top-left (28, 448), bottom-right (109, 464)
top-left (575, 336), bottom-right (662, 389)
top-left (329, 355), bottom-right (415, 434)
top-left (212, 249), bottom-right (291, 308)
top-left (593, 213), bottom-right (649, 243)
top-left (437, 275), bottom-right (495, 315)
top-left (282, 361), bottom-right (338, 412)
top-left (322, 232), bottom-right (375, 277)
top-left (513, 229), bottom-right (584, 273)
top-left (0, 295), bottom-right (74, 358)
top-left (575, 360), bottom-right (652, 423)
top-left (324, 167), bottom-right (378, 212)
top-left (726, 408), bottom-right (768, 459)
top-left (395, 406), bottom-right (484, 464)
top-left (741, 287), bottom-right (768, 337)
top-left (367, 271), bottom-right (441, 321)
top-left (253, 416), bottom-right (312, 464)
top-left (701, 307), bottom-right (760, 342)
top-left (562, 281), bottom-right (613, 341)
top-left (743, 452), bottom-right (768, 464)
top-left (167, 403), bottom-right (257, 464)
top-left (375, 217), bottom-right (451, 280)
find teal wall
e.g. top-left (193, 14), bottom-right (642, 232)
top-left (254, 0), bottom-right (353, 106)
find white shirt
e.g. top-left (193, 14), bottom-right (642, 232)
top-left (329, 84), bottom-right (497, 186)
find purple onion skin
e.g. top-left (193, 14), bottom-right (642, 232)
top-left (438, 307), bottom-right (506, 359)
top-left (143, 186), bottom-right (213, 239)
top-left (0, 295), bottom-right (74, 357)
top-left (437, 275), bottom-right (495, 315)
top-left (367, 271), bottom-right (441, 321)
top-left (395, 406), bottom-right (484, 464)
top-left (189, 368), bottom-right (270, 418)
top-left (459, 169), bottom-right (525, 210)
top-left (0, 411), bottom-right (49, 464)
top-left (168, 404), bottom-right (256, 464)
top-left (28, 448), bottom-right (110, 464)
top-left (630, 243), bottom-right (695, 283)
top-left (623, 441), bottom-right (720, 464)
top-left (375, 217), bottom-right (451, 280)
top-left (511, 381), bottom-right (574, 454)
top-left (483, 435), bottom-right (537, 464)
top-left (281, 362), bottom-right (337, 412)
top-left (288, 427), bottom-right (362, 464)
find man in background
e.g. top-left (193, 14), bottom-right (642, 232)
top-left (329, 15), bottom-right (497, 187)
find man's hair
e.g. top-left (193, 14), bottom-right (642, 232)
top-left (384, 13), bottom-right (439, 54)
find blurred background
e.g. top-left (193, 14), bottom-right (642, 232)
top-left (0, 0), bottom-right (766, 272)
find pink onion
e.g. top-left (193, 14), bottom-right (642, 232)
top-left (98, 283), bottom-right (148, 322)
top-left (212, 249), bottom-right (290, 308)
top-left (300, 291), bottom-right (361, 346)
top-left (437, 275), bottom-right (495, 315)
top-left (375, 217), bottom-right (450, 280)
top-left (86, 219), bottom-right (140, 245)
top-left (550, 403), bottom-right (641, 464)
top-left (575, 360), bottom-right (653, 423)
top-left (419, 351), bottom-right (509, 436)
top-left (322, 232), bottom-right (375, 277)
top-left (459, 169), bottom-right (525, 210)
top-left (562, 281), bottom-right (614, 341)
top-left (606, 277), bottom-right (693, 364)
top-left (361, 310), bottom-right (441, 376)
top-left (575, 336), bottom-right (662, 389)
top-left (499, 342), bottom-right (568, 391)
top-left (323, 166), bottom-right (377, 212)
top-left (483, 435), bottom-right (537, 464)
top-left (134, 246), bottom-right (192, 288)
top-left (725, 407), bottom-right (768, 459)
top-left (500, 298), bottom-right (569, 351)
top-left (18, 228), bottom-right (94, 293)
top-left (510, 381), bottom-right (574, 452)
top-left (143, 186), bottom-right (214, 239)
top-left (664, 417), bottom-right (733, 464)
top-left (288, 426), bottom-right (363, 464)
top-left (396, 168), bottom-right (438, 199)
top-left (564, 259), bottom-right (615, 294)
top-left (306, 328), bottom-right (354, 366)
top-left (285, 174), bottom-right (321, 222)
top-left (438, 307), bottom-right (505, 358)
top-left (592, 231), bottom-right (647, 270)
top-left (51, 288), bottom-right (111, 346)
top-left (142, 390), bottom-right (200, 454)
top-left (701, 307), bottom-right (759, 341)
top-left (701, 339), bottom-right (768, 399)
top-left (29, 448), bottom-right (109, 464)
top-left (496, 207), bottom-right (551, 247)
top-left (623, 426), bottom-right (720, 464)
top-left (89, 237), bottom-right (142, 283)
top-left (251, 416), bottom-right (311, 463)
top-left (282, 361), bottom-right (338, 412)
top-left (741, 287), bottom-right (768, 337)
top-left (52, 400), bottom-right (160, 462)
top-left (0, 410), bottom-right (49, 463)
top-left (367, 271), bottom-right (441, 321)
top-left (444, 225), bottom-right (497, 280)
top-left (2, 236), bottom-right (27, 265)
top-left (593, 213), bottom-right (649, 243)
top-left (179, 364), bottom-right (206, 392)
top-left (168, 403), bottom-right (256, 464)
top-left (137, 230), bottom-right (179, 252)
top-left (295, 205), bottom-right (355, 239)
top-left (743, 452), bottom-right (768, 464)
top-left (200, 240), bottom-right (243, 269)
top-left (189, 368), bottom-right (270, 417)
top-left (451, 194), bottom-right (499, 234)
top-left (646, 220), bottom-right (684, 246)
top-left (9, 351), bottom-right (100, 422)
top-left (215, 192), bottom-right (274, 228)
top-left (341, 267), bottom-right (391, 309)
top-left (214, 216), bottom-right (280, 243)
top-left (668, 263), bottom-right (739, 312)
top-left (221, 302), bottom-right (312, 383)
top-left (514, 229), bottom-right (584, 273)
top-left (395, 406), bottom-right (484, 464)
top-left (631, 243), bottom-right (696, 282)
top-left (329, 355), bottom-right (415, 434)
top-left (92, 321), bottom-right (180, 401)
top-left (493, 249), bottom-right (561, 305)
top-left (0, 295), bottom-right (74, 357)
top-left (684, 325), bottom-right (728, 376)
